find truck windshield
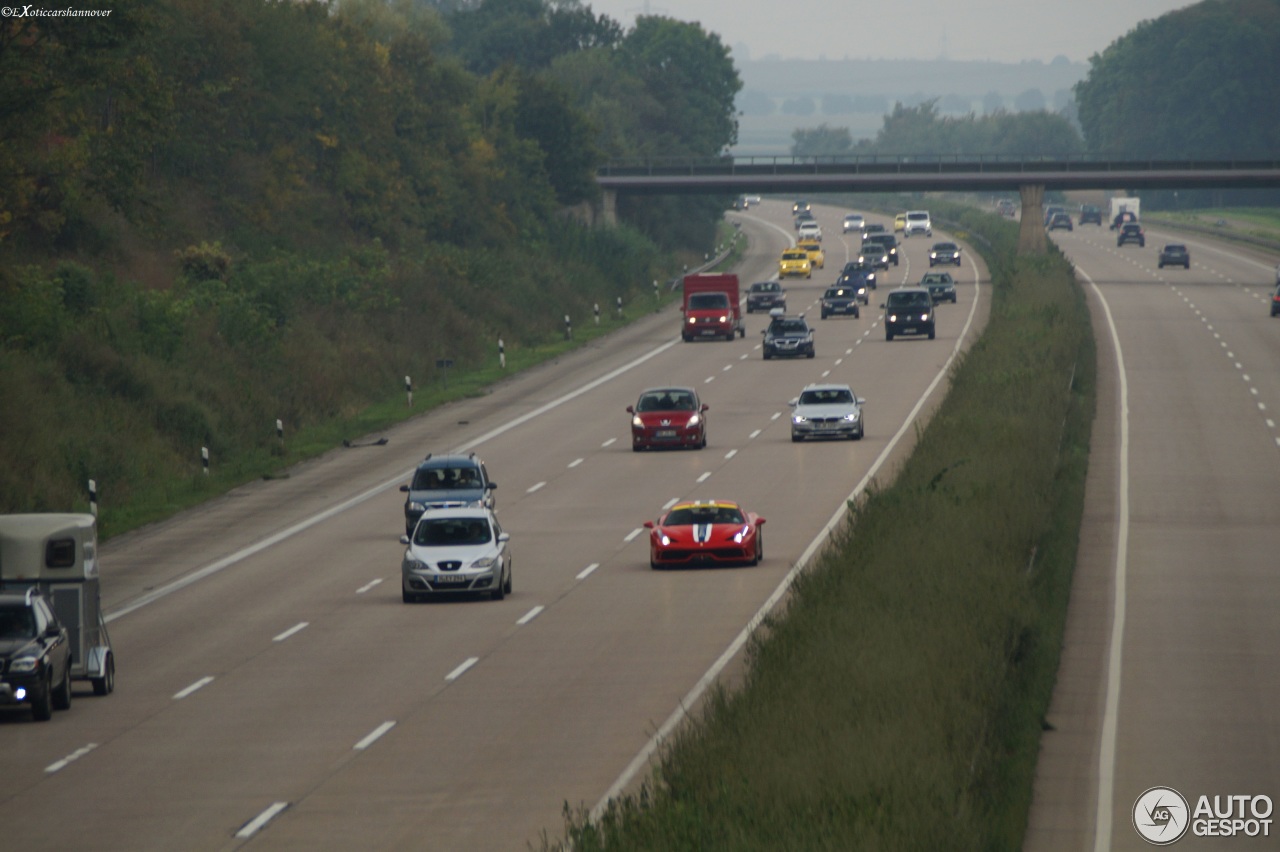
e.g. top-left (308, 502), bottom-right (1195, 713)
top-left (688, 293), bottom-right (730, 310)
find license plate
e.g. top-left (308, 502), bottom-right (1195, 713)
top-left (902, 327), bottom-right (917, 334)
top-left (656, 429), bottom-right (676, 438)
top-left (434, 575), bottom-right (467, 584)
top-left (699, 329), bottom-right (718, 336)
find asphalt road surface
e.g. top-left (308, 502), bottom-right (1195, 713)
top-left (1026, 222), bottom-right (1280, 851)
top-left (0, 201), bottom-right (989, 850)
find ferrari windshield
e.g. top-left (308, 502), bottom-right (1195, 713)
top-left (414, 517), bottom-right (492, 546)
top-left (664, 505), bottom-right (745, 526)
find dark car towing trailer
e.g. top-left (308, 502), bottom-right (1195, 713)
top-left (0, 513), bottom-right (116, 697)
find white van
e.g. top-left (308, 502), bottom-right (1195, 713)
top-left (903, 210), bottom-right (932, 237)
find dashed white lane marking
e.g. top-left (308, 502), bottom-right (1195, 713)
top-left (821, 370), bottom-right (831, 378)
top-left (739, 353), bottom-right (749, 360)
top-left (45, 743), bottom-right (98, 774)
top-left (749, 429), bottom-right (762, 440)
top-left (724, 449), bottom-right (738, 459)
top-left (517, 605), bottom-right (544, 625)
top-left (568, 458), bottom-right (584, 468)
top-left (835, 358), bottom-right (843, 366)
top-left (662, 497), bottom-right (679, 510)
top-left (272, 622), bottom-right (308, 643)
top-left (602, 438), bottom-right (617, 448)
top-left (576, 563), bottom-right (600, 580)
top-left (354, 722), bottom-right (396, 750)
top-left (722, 364), bottom-right (733, 372)
top-left (771, 412), bottom-right (782, 421)
top-left (526, 481), bottom-right (546, 493)
top-left (623, 528), bottom-right (644, 543)
top-left (696, 472), bottom-right (712, 483)
top-left (236, 803), bottom-right (289, 840)
top-left (445, 657), bottom-right (479, 682)
top-left (356, 578), bottom-right (383, 594)
top-left (174, 677), bottom-right (214, 700)
top-left (704, 376), bottom-right (715, 384)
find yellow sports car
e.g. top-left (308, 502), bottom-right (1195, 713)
top-left (796, 239), bottom-right (825, 269)
top-left (778, 249), bottom-right (812, 278)
top-left (894, 213), bottom-right (907, 232)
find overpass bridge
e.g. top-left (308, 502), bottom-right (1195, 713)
top-left (595, 155), bottom-right (1280, 252)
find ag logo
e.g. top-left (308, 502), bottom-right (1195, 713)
top-left (1133, 786), bottom-right (1190, 845)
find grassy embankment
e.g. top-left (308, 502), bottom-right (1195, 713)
top-left (554, 202), bottom-right (1097, 850)
top-left (2, 221), bottom-right (746, 537)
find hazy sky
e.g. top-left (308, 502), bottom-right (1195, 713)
top-left (586, 0), bottom-right (1197, 63)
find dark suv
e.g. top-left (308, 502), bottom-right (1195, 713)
top-left (400, 453), bottom-right (496, 535)
top-left (0, 589), bottom-right (73, 721)
top-left (762, 315), bottom-right (815, 359)
top-left (882, 288), bottom-right (936, 341)
top-left (1117, 222), bottom-right (1145, 247)
top-left (1158, 244), bottom-right (1190, 269)
top-left (1079, 204), bottom-right (1103, 225)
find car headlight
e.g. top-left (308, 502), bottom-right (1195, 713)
top-left (687, 316), bottom-right (697, 324)
top-left (408, 501), bottom-right (425, 512)
top-left (889, 314), bottom-right (898, 322)
top-left (930, 252), bottom-right (937, 259)
top-left (632, 415), bottom-right (643, 428)
top-left (687, 414), bottom-right (701, 427)
top-left (718, 315), bottom-right (728, 322)
top-left (660, 534), bottom-right (671, 546)
top-left (792, 414), bottom-right (808, 424)
top-left (471, 556), bottom-right (496, 569)
top-left (9, 656), bottom-right (39, 674)
top-left (733, 526), bottom-right (750, 543)
top-left (844, 412), bottom-right (860, 422)
top-left (922, 313), bottom-right (931, 321)
top-left (405, 557), bottom-right (427, 571)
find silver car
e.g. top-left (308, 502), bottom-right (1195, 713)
top-left (789, 383), bottom-right (866, 442)
top-left (401, 507), bottom-right (512, 602)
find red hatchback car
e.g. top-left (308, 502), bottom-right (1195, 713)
top-left (627, 387), bottom-right (708, 451)
top-left (644, 500), bottom-right (765, 569)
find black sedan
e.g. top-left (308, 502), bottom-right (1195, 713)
top-left (929, 241), bottom-right (963, 266)
top-left (762, 315), bottom-right (815, 359)
top-left (1157, 244), bottom-right (1190, 269)
top-left (746, 281), bottom-right (787, 313)
top-left (820, 286), bottom-right (862, 319)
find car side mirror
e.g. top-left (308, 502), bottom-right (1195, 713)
top-left (756, 518), bottom-right (766, 526)
top-left (487, 482), bottom-right (497, 490)
top-left (626, 405), bottom-right (635, 414)
top-left (788, 398), bottom-right (798, 407)
top-left (879, 303), bottom-right (886, 309)
top-left (701, 404), bottom-right (709, 412)
top-left (399, 535), bottom-right (411, 545)
top-left (45, 624), bottom-right (62, 639)
top-left (498, 532), bottom-right (510, 543)
top-left (857, 397), bottom-right (866, 406)
top-left (760, 329), bottom-right (767, 335)
top-left (399, 485), bottom-right (409, 492)
top-left (643, 521), bottom-right (655, 529)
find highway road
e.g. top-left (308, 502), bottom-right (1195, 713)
top-left (0, 201), bottom-right (989, 850)
top-left (1026, 222), bottom-right (1280, 850)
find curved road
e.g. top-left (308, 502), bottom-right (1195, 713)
top-left (1026, 222), bottom-right (1280, 850)
top-left (0, 201), bottom-right (989, 850)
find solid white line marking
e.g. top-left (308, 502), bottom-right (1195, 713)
top-left (174, 677), bottom-right (214, 700)
top-left (272, 622), bottom-right (309, 643)
top-left (45, 743), bottom-right (98, 774)
top-left (724, 449), bottom-right (737, 460)
top-left (602, 437), bottom-right (617, 447)
top-left (354, 722), bottom-right (396, 750)
top-left (593, 257), bottom-right (986, 823)
top-left (517, 605), bottom-right (545, 625)
top-left (527, 481), bottom-right (546, 493)
top-left (568, 458), bottom-right (584, 468)
top-left (577, 563), bottom-right (600, 580)
top-left (623, 527), bottom-right (644, 543)
top-left (696, 472), bottom-right (711, 483)
top-left (1080, 265), bottom-right (1131, 852)
top-left (662, 497), bottom-right (679, 510)
top-left (749, 429), bottom-right (762, 440)
top-left (356, 578), bottom-right (383, 594)
top-left (236, 802), bottom-right (289, 839)
top-left (445, 658), bottom-right (479, 682)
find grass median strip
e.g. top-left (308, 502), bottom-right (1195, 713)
top-left (552, 205), bottom-right (1096, 850)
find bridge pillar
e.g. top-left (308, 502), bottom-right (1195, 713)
top-left (1018, 184), bottom-right (1047, 255)
top-left (600, 188), bottom-right (617, 226)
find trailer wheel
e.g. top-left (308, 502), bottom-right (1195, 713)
top-left (92, 652), bottom-right (115, 696)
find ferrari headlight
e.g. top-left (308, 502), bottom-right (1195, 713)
top-left (733, 526), bottom-right (749, 543)
top-left (660, 534), bottom-right (671, 546)
top-left (9, 656), bottom-right (38, 674)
